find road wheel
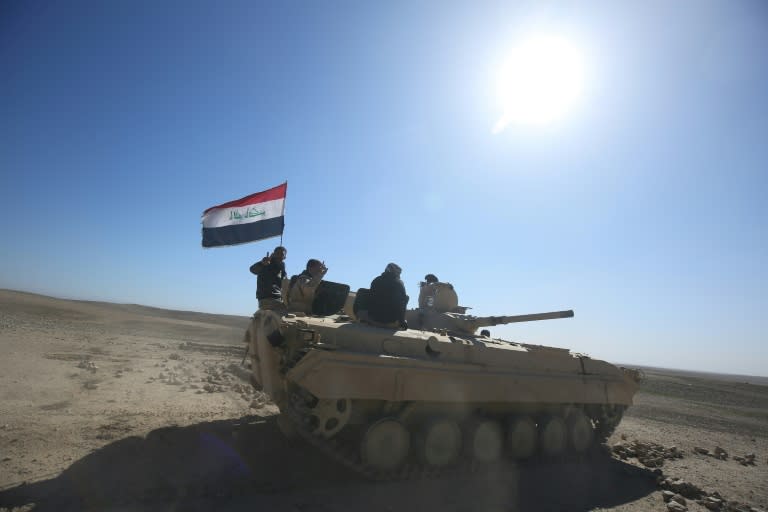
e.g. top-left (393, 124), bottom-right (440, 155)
top-left (307, 398), bottom-right (352, 438)
top-left (360, 419), bottom-right (410, 471)
top-left (418, 419), bottom-right (462, 467)
top-left (466, 419), bottom-right (504, 463)
top-left (568, 410), bottom-right (594, 454)
top-left (506, 416), bottom-right (537, 459)
top-left (540, 416), bottom-right (567, 457)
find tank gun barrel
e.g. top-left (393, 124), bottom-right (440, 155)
top-left (474, 309), bottom-right (574, 329)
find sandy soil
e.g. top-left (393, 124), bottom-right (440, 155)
top-left (0, 289), bottom-right (765, 512)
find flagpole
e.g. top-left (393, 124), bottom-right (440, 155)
top-left (280, 180), bottom-right (287, 246)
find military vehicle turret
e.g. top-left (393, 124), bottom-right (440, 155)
top-left (244, 280), bottom-right (642, 480)
top-left (404, 279), bottom-right (575, 334)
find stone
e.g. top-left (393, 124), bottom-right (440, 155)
top-left (662, 491), bottom-right (676, 502)
top-left (667, 479), bottom-right (704, 499)
top-left (694, 447), bottom-right (710, 455)
top-left (77, 360), bottom-right (98, 372)
top-left (672, 494), bottom-right (687, 505)
top-left (667, 501), bottom-right (687, 512)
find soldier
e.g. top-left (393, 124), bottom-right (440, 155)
top-left (287, 259), bottom-right (328, 314)
top-left (418, 273), bottom-right (440, 309)
top-left (417, 274), bottom-right (459, 313)
top-left (250, 246), bottom-right (288, 313)
top-left (368, 263), bottom-right (409, 329)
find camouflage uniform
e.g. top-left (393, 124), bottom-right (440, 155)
top-left (287, 270), bottom-right (324, 314)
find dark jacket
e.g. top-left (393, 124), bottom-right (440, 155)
top-left (368, 272), bottom-right (408, 324)
top-left (250, 259), bottom-right (287, 301)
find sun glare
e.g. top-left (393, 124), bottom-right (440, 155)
top-left (493, 35), bottom-right (585, 132)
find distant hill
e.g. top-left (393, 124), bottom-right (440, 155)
top-left (0, 289), bottom-right (250, 331)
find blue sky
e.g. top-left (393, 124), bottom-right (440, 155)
top-left (1, 1), bottom-right (766, 376)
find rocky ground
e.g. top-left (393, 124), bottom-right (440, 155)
top-left (0, 289), bottom-right (766, 512)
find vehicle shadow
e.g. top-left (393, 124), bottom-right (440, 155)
top-left (0, 415), bottom-right (657, 512)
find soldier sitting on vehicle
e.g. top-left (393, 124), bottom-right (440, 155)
top-left (287, 259), bottom-right (328, 314)
top-left (367, 263), bottom-right (409, 329)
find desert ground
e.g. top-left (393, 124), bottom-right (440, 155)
top-left (0, 289), bottom-right (766, 512)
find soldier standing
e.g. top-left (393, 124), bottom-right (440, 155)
top-left (250, 246), bottom-right (288, 313)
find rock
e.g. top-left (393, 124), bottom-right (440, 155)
top-left (621, 433), bottom-right (627, 440)
top-left (724, 502), bottom-right (752, 512)
top-left (694, 447), bottom-right (710, 455)
top-left (77, 360), bottom-right (98, 372)
top-left (667, 501), bottom-right (687, 512)
top-left (662, 491), bottom-right (676, 502)
top-left (672, 494), bottom-right (687, 505)
top-left (169, 353), bottom-right (181, 360)
top-left (666, 479), bottom-right (704, 499)
top-left (649, 457), bottom-right (664, 467)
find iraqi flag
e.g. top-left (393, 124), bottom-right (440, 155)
top-left (201, 183), bottom-right (286, 248)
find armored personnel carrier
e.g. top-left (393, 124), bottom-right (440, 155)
top-left (245, 279), bottom-right (642, 479)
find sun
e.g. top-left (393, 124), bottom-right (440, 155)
top-left (493, 35), bottom-right (585, 132)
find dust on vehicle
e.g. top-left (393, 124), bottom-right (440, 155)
top-left (244, 279), bottom-right (642, 479)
